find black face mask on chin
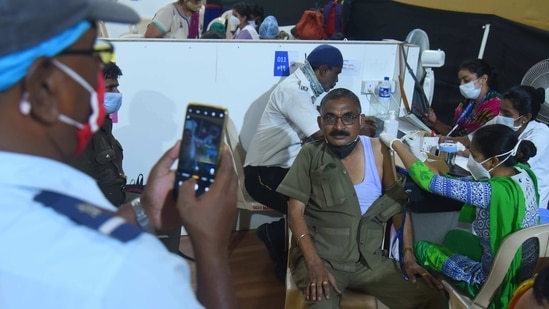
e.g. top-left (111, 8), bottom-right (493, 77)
top-left (325, 136), bottom-right (360, 159)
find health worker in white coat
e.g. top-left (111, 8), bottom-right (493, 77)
top-left (491, 85), bottom-right (549, 209)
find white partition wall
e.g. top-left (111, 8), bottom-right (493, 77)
top-left (109, 39), bottom-right (419, 181)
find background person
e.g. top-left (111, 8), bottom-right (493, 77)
top-left (71, 61), bottom-right (184, 254)
top-left (244, 44), bottom-right (343, 281)
top-left (144, 0), bottom-right (204, 39)
top-left (71, 62), bottom-right (126, 207)
top-left (383, 124), bottom-right (539, 308)
top-left (509, 265), bottom-right (549, 309)
top-left (487, 85), bottom-right (549, 208)
top-left (229, 2), bottom-right (259, 40)
top-left (259, 15), bottom-right (290, 40)
top-left (0, 1), bottom-right (238, 308)
top-left (202, 19), bottom-right (226, 39)
top-left (446, 85), bottom-right (549, 209)
top-left (497, 86), bottom-right (549, 208)
top-left (250, 4), bottom-right (264, 31)
top-left (278, 88), bottom-right (446, 308)
top-left (423, 58), bottom-right (501, 136)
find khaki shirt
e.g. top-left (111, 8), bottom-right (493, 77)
top-left (277, 140), bottom-right (407, 272)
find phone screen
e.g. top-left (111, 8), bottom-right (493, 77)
top-left (174, 104), bottom-right (227, 197)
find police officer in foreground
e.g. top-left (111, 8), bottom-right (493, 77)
top-left (0, 1), bottom-right (238, 308)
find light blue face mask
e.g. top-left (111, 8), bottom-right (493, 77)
top-left (104, 92), bottom-right (122, 114)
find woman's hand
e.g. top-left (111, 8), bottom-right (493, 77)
top-left (422, 108), bottom-right (438, 127)
top-left (402, 250), bottom-right (443, 289)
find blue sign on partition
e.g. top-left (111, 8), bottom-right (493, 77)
top-left (273, 51), bottom-right (290, 76)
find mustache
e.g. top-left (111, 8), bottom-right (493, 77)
top-left (329, 130), bottom-right (350, 136)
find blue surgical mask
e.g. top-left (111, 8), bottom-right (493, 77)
top-left (104, 92), bottom-right (122, 114)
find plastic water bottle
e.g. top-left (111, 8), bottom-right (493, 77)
top-left (383, 110), bottom-right (399, 136)
top-left (378, 76), bottom-right (392, 106)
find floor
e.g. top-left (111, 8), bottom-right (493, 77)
top-left (179, 229), bottom-right (286, 309)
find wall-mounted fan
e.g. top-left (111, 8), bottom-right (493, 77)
top-left (405, 29), bottom-right (445, 105)
top-left (521, 58), bottom-right (549, 125)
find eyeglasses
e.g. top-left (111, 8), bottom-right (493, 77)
top-left (321, 113), bottom-right (359, 125)
top-left (58, 39), bottom-right (115, 66)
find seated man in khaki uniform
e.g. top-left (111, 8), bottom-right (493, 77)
top-left (277, 88), bottom-right (447, 308)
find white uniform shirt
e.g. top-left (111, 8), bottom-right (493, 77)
top-left (244, 68), bottom-right (320, 168)
top-left (519, 121), bottom-right (549, 208)
top-left (232, 23), bottom-right (259, 40)
top-left (0, 151), bottom-right (203, 309)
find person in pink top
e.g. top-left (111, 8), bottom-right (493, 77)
top-left (423, 58), bottom-right (502, 137)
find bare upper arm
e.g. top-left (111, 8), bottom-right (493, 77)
top-left (370, 137), bottom-right (397, 189)
top-left (144, 23), bottom-right (164, 38)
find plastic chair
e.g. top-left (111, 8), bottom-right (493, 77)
top-left (442, 223), bottom-right (549, 309)
top-left (97, 20), bottom-right (109, 38)
top-left (128, 17), bottom-right (151, 35)
top-left (224, 117), bottom-right (279, 230)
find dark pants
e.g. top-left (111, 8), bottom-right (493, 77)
top-left (244, 165), bottom-right (289, 281)
top-left (244, 165), bottom-right (289, 215)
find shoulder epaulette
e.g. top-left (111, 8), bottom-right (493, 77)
top-left (34, 190), bottom-right (142, 242)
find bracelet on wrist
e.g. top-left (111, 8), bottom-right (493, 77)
top-left (130, 197), bottom-right (154, 233)
top-left (296, 233), bottom-right (310, 246)
top-left (403, 247), bottom-right (414, 256)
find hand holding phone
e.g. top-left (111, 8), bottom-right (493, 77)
top-left (174, 103), bottom-right (228, 197)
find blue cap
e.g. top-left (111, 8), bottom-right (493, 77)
top-left (307, 44), bottom-right (343, 68)
top-left (1, 0), bottom-right (139, 57)
top-left (439, 142), bottom-right (458, 153)
top-left (259, 16), bottom-right (279, 39)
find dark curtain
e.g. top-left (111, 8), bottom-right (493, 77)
top-left (347, 0), bottom-right (549, 124)
top-left (213, 0), bottom-right (549, 124)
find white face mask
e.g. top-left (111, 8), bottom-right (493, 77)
top-left (51, 59), bottom-right (101, 131)
top-left (466, 156), bottom-right (492, 181)
top-left (466, 146), bottom-right (517, 180)
top-left (229, 15), bottom-right (240, 28)
top-left (459, 79), bottom-right (481, 99)
top-left (494, 115), bottom-right (523, 131)
top-left (50, 59), bottom-right (106, 157)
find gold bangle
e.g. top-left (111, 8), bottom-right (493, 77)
top-left (296, 233), bottom-right (310, 246)
top-left (403, 247), bottom-right (414, 256)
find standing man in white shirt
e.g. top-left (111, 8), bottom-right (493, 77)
top-left (244, 44), bottom-right (343, 281)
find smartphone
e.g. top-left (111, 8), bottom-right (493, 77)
top-left (174, 103), bottom-right (228, 197)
